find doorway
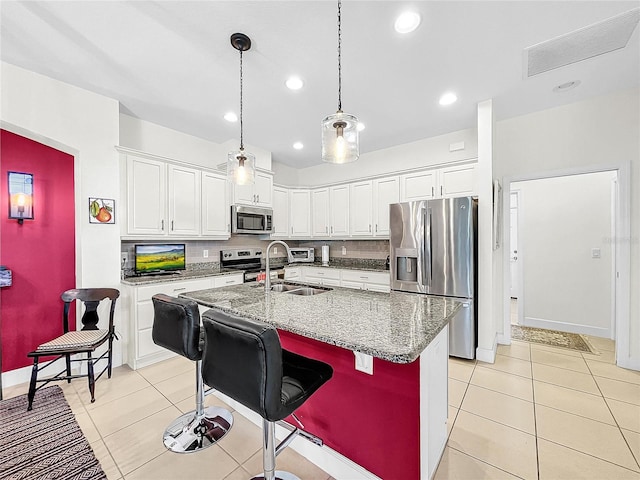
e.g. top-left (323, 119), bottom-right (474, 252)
top-left (502, 163), bottom-right (632, 372)
top-left (509, 190), bottom-right (522, 325)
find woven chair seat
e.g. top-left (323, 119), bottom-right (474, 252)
top-left (36, 330), bottom-right (109, 351)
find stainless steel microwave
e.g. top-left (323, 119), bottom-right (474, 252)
top-left (231, 205), bottom-right (273, 234)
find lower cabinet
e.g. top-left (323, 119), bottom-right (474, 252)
top-left (285, 266), bottom-right (390, 292)
top-left (125, 274), bottom-right (243, 369)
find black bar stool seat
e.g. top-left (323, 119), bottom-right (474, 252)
top-left (152, 294), bottom-right (233, 453)
top-left (202, 309), bottom-right (333, 480)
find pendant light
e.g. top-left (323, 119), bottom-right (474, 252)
top-left (227, 33), bottom-right (256, 185)
top-left (321, 0), bottom-right (359, 164)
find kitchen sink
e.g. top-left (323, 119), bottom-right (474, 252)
top-left (285, 287), bottom-right (328, 296)
top-left (270, 283), bottom-right (301, 292)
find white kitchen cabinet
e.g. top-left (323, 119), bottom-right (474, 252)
top-left (167, 164), bottom-right (201, 236)
top-left (284, 267), bottom-right (301, 281)
top-left (289, 189), bottom-right (311, 237)
top-left (201, 171), bottom-right (230, 236)
top-left (272, 186), bottom-right (290, 237)
top-left (233, 171), bottom-right (273, 207)
top-left (439, 163), bottom-right (477, 197)
top-left (373, 176), bottom-right (399, 237)
top-left (301, 267), bottom-right (340, 287)
top-left (311, 188), bottom-right (330, 236)
top-left (127, 155), bottom-right (167, 235)
top-left (330, 185), bottom-right (350, 237)
top-left (400, 170), bottom-right (438, 202)
top-left (400, 164), bottom-right (477, 202)
top-left (350, 181), bottom-right (373, 237)
top-left (126, 273), bottom-right (243, 369)
top-left (341, 269), bottom-right (390, 292)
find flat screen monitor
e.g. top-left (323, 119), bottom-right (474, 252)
top-left (134, 244), bottom-right (186, 275)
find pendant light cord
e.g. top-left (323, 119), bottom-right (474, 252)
top-left (337, 0), bottom-right (342, 112)
top-left (239, 49), bottom-right (244, 150)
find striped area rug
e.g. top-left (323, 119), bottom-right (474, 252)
top-left (0, 385), bottom-right (106, 480)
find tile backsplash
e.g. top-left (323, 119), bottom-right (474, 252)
top-left (121, 238), bottom-right (390, 270)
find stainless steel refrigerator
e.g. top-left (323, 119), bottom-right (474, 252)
top-left (390, 197), bottom-right (477, 359)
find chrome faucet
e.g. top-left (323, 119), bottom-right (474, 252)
top-left (265, 240), bottom-right (291, 292)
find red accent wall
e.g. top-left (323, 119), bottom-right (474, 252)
top-left (279, 330), bottom-right (421, 480)
top-left (0, 130), bottom-right (76, 372)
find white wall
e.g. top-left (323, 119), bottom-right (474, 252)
top-left (120, 114), bottom-right (272, 171)
top-left (1, 62), bottom-right (122, 364)
top-left (288, 128), bottom-right (478, 187)
top-left (494, 87), bottom-right (640, 369)
top-left (514, 173), bottom-right (614, 337)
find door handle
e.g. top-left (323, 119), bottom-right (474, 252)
top-left (161, 220), bottom-right (164, 231)
top-left (171, 220), bottom-right (174, 231)
top-left (431, 186), bottom-right (434, 197)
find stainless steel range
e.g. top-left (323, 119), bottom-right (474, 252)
top-left (220, 248), bottom-right (284, 283)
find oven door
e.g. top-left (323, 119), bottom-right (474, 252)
top-left (231, 205), bottom-right (274, 234)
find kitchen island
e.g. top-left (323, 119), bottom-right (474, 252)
top-left (181, 282), bottom-right (461, 480)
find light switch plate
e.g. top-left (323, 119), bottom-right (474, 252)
top-left (203, 249), bottom-right (209, 258)
top-left (592, 248), bottom-right (601, 258)
top-left (342, 246), bottom-right (347, 255)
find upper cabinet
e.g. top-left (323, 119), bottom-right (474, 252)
top-left (233, 171), bottom-right (273, 207)
top-left (373, 176), bottom-right (399, 237)
top-left (350, 181), bottom-right (373, 237)
top-left (121, 149), bottom-right (230, 239)
top-left (400, 163), bottom-right (476, 202)
top-left (127, 155), bottom-right (167, 236)
top-left (167, 164), bottom-right (201, 236)
top-left (330, 185), bottom-right (350, 237)
top-left (201, 171), bottom-right (229, 236)
top-left (289, 189), bottom-right (311, 237)
top-left (311, 188), bottom-right (330, 237)
top-left (272, 186), bottom-right (290, 237)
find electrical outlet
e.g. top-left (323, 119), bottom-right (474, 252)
top-left (274, 247), bottom-right (278, 254)
top-left (121, 252), bottom-right (128, 267)
top-left (342, 246), bottom-right (347, 255)
top-left (354, 352), bottom-right (373, 375)
top-left (203, 249), bottom-right (209, 258)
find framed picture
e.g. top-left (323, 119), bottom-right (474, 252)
top-left (89, 198), bottom-right (115, 224)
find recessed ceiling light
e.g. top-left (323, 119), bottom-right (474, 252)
top-left (553, 80), bottom-right (581, 93)
top-left (224, 112), bottom-right (238, 122)
top-left (293, 142), bottom-right (304, 150)
top-left (439, 92), bottom-right (458, 106)
top-left (286, 76), bottom-right (304, 90)
top-left (356, 122), bottom-right (366, 132)
top-left (394, 11), bottom-right (421, 34)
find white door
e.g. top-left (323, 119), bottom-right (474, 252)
top-left (168, 164), bottom-right (201, 236)
top-left (311, 188), bottom-right (330, 236)
top-left (330, 185), bottom-right (350, 236)
top-left (201, 171), bottom-right (229, 236)
top-left (289, 189), bottom-right (311, 237)
top-left (272, 187), bottom-right (289, 237)
top-left (350, 181), bottom-right (373, 236)
top-left (373, 176), bottom-right (399, 236)
top-left (509, 192), bottom-right (520, 298)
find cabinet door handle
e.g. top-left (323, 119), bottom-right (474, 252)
top-left (291, 226), bottom-right (294, 234)
top-left (171, 220), bottom-right (174, 231)
top-left (173, 287), bottom-right (186, 292)
top-left (331, 226), bottom-right (334, 234)
top-left (441, 185), bottom-right (443, 196)
top-left (375, 224), bottom-right (378, 232)
top-left (360, 276), bottom-right (369, 279)
top-left (431, 186), bottom-right (434, 197)
top-left (369, 224), bottom-right (371, 232)
top-left (326, 226), bottom-right (328, 234)
top-left (257, 194), bottom-right (260, 203)
top-left (161, 220), bottom-right (165, 231)
top-left (225, 280), bottom-right (236, 284)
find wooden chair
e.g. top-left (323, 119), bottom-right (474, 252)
top-left (27, 288), bottom-right (120, 410)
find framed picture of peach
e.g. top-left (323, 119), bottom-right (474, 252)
top-left (89, 198), bottom-right (115, 224)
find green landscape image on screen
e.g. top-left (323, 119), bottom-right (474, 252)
top-left (136, 245), bottom-right (185, 272)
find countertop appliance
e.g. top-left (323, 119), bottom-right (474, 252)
top-left (288, 247), bottom-right (314, 264)
top-left (231, 205), bottom-right (273, 234)
top-left (220, 248), bottom-right (283, 282)
top-left (390, 197), bottom-right (478, 359)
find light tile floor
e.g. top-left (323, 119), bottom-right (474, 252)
top-left (3, 335), bottom-right (640, 479)
top-left (437, 336), bottom-right (640, 480)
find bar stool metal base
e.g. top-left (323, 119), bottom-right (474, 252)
top-left (250, 472), bottom-right (300, 480)
top-left (162, 406), bottom-right (233, 453)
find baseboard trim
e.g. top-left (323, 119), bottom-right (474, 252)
top-left (522, 317), bottom-right (609, 338)
top-left (210, 390), bottom-right (381, 480)
top-left (476, 334), bottom-right (497, 363)
top-left (1, 365), bottom-right (33, 389)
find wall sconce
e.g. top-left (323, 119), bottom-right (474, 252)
top-left (8, 171), bottom-right (34, 224)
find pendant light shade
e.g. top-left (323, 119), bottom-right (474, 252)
top-left (322, 0), bottom-right (359, 164)
top-left (227, 148), bottom-right (255, 186)
top-left (321, 112), bottom-right (359, 164)
top-left (228, 33), bottom-right (256, 185)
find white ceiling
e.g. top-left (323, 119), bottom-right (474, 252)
top-left (1, 1), bottom-right (639, 169)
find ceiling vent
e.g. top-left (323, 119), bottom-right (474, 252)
top-left (524, 8), bottom-right (640, 78)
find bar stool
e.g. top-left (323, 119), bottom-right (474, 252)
top-left (201, 309), bottom-right (333, 480)
top-left (152, 294), bottom-right (234, 453)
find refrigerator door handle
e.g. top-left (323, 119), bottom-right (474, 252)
top-left (425, 207), bottom-right (432, 288)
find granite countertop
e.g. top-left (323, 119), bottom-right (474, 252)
top-left (121, 267), bottom-right (239, 286)
top-left (180, 282), bottom-right (460, 364)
